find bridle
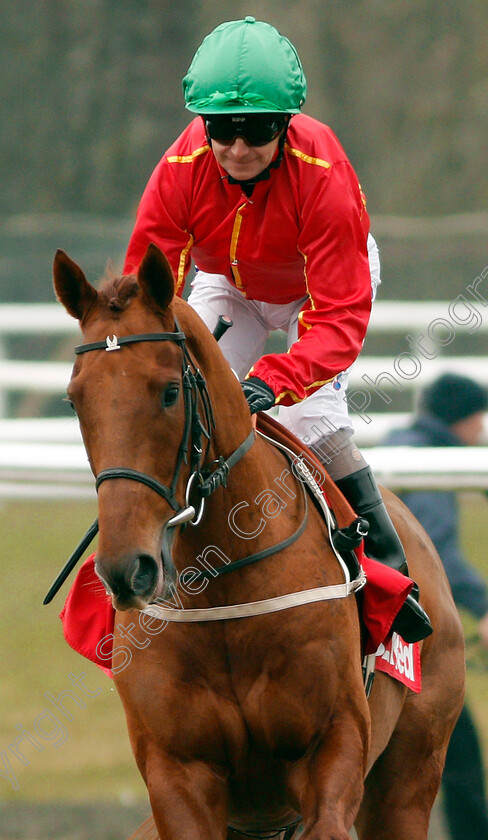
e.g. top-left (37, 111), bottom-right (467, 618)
top-left (43, 317), bottom-right (255, 604)
top-left (78, 324), bottom-right (212, 524)
top-left (75, 318), bottom-right (255, 525)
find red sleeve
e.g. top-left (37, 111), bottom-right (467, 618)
top-left (124, 158), bottom-right (194, 295)
top-left (250, 161), bottom-right (372, 405)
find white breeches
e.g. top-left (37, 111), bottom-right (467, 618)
top-left (188, 234), bottom-right (380, 447)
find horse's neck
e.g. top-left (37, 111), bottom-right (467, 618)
top-left (180, 315), bottom-right (297, 559)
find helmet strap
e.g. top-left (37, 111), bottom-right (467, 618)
top-left (267, 116), bottom-right (291, 170)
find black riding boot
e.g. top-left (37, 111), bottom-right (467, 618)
top-left (335, 466), bottom-right (433, 643)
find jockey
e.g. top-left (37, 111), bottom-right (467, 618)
top-left (124, 17), bottom-right (432, 642)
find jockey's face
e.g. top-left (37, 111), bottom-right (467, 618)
top-left (211, 135), bottom-right (281, 181)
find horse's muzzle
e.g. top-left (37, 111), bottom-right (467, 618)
top-left (96, 553), bottom-right (160, 611)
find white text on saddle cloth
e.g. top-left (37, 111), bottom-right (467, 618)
top-left (375, 633), bottom-right (421, 693)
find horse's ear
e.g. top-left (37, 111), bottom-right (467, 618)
top-left (137, 244), bottom-right (175, 311)
top-left (53, 249), bottom-right (98, 321)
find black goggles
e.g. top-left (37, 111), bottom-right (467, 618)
top-left (204, 114), bottom-right (288, 147)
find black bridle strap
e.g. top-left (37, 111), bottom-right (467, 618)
top-left (198, 428), bottom-right (256, 497)
top-left (76, 321), bottom-right (208, 514)
top-left (75, 331), bottom-right (186, 354)
top-left (96, 467), bottom-right (181, 510)
top-left (44, 323), bottom-right (201, 605)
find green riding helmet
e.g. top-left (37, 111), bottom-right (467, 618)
top-left (183, 17), bottom-right (307, 115)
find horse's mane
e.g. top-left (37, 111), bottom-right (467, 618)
top-left (98, 272), bottom-right (140, 313)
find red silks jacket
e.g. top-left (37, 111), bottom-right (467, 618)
top-left (124, 114), bottom-right (372, 406)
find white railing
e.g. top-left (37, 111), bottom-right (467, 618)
top-left (1, 439), bottom-right (488, 499)
top-left (2, 301), bottom-right (488, 498)
top-left (2, 412), bottom-right (488, 446)
top-left (1, 416), bottom-right (488, 499)
top-left (5, 356), bottom-right (488, 402)
top-left (3, 355), bottom-right (488, 395)
top-left (1, 298), bottom-right (488, 396)
top-left (0, 303), bottom-right (78, 334)
top-left (1, 299), bottom-right (488, 334)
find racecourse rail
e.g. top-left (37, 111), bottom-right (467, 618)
top-left (1, 301), bottom-right (488, 498)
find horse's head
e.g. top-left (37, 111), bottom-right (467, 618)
top-left (53, 244), bottom-right (249, 611)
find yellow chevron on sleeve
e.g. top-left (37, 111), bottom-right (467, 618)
top-left (284, 143), bottom-right (331, 169)
top-left (166, 145), bottom-right (210, 164)
top-left (275, 377), bottom-right (335, 404)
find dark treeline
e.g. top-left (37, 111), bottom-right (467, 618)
top-left (1, 0), bottom-right (488, 219)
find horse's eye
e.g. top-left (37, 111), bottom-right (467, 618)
top-left (64, 396), bottom-right (76, 413)
top-left (161, 384), bottom-right (180, 408)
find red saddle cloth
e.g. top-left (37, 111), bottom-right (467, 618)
top-left (60, 550), bottom-right (420, 691)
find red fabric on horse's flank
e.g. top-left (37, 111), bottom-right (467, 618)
top-left (60, 551), bottom-right (413, 678)
top-left (60, 555), bottom-right (114, 677)
top-left (358, 547), bottom-right (414, 654)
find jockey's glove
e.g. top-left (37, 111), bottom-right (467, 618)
top-left (241, 376), bottom-right (276, 415)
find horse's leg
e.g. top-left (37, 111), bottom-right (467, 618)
top-left (287, 710), bottom-right (369, 840)
top-left (138, 750), bottom-right (228, 840)
top-left (355, 676), bottom-right (462, 840)
top-left (355, 704), bottom-right (443, 838)
top-left (122, 744), bottom-right (228, 840)
top-left (354, 493), bottom-right (465, 840)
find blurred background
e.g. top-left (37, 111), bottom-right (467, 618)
top-left (1, 1), bottom-right (487, 838)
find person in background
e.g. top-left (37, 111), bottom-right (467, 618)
top-left (383, 372), bottom-right (488, 840)
top-left (124, 17), bottom-right (431, 642)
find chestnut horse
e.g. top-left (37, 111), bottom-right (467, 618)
top-left (53, 244), bottom-right (464, 840)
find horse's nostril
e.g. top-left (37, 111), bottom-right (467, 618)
top-left (130, 554), bottom-right (158, 597)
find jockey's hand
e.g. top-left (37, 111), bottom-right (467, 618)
top-left (241, 377), bottom-right (276, 415)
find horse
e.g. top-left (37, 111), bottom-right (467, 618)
top-left (53, 243), bottom-right (464, 840)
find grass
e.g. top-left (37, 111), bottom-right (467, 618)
top-left (458, 494), bottom-right (488, 767)
top-left (0, 495), bottom-right (487, 807)
top-left (0, 500), bottom-right (146, 803)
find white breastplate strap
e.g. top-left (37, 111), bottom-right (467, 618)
top-left (141, 570), bottom-right (366, 623)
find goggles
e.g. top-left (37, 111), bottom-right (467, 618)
top-left (205, 114), bottom-right (288, 147)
